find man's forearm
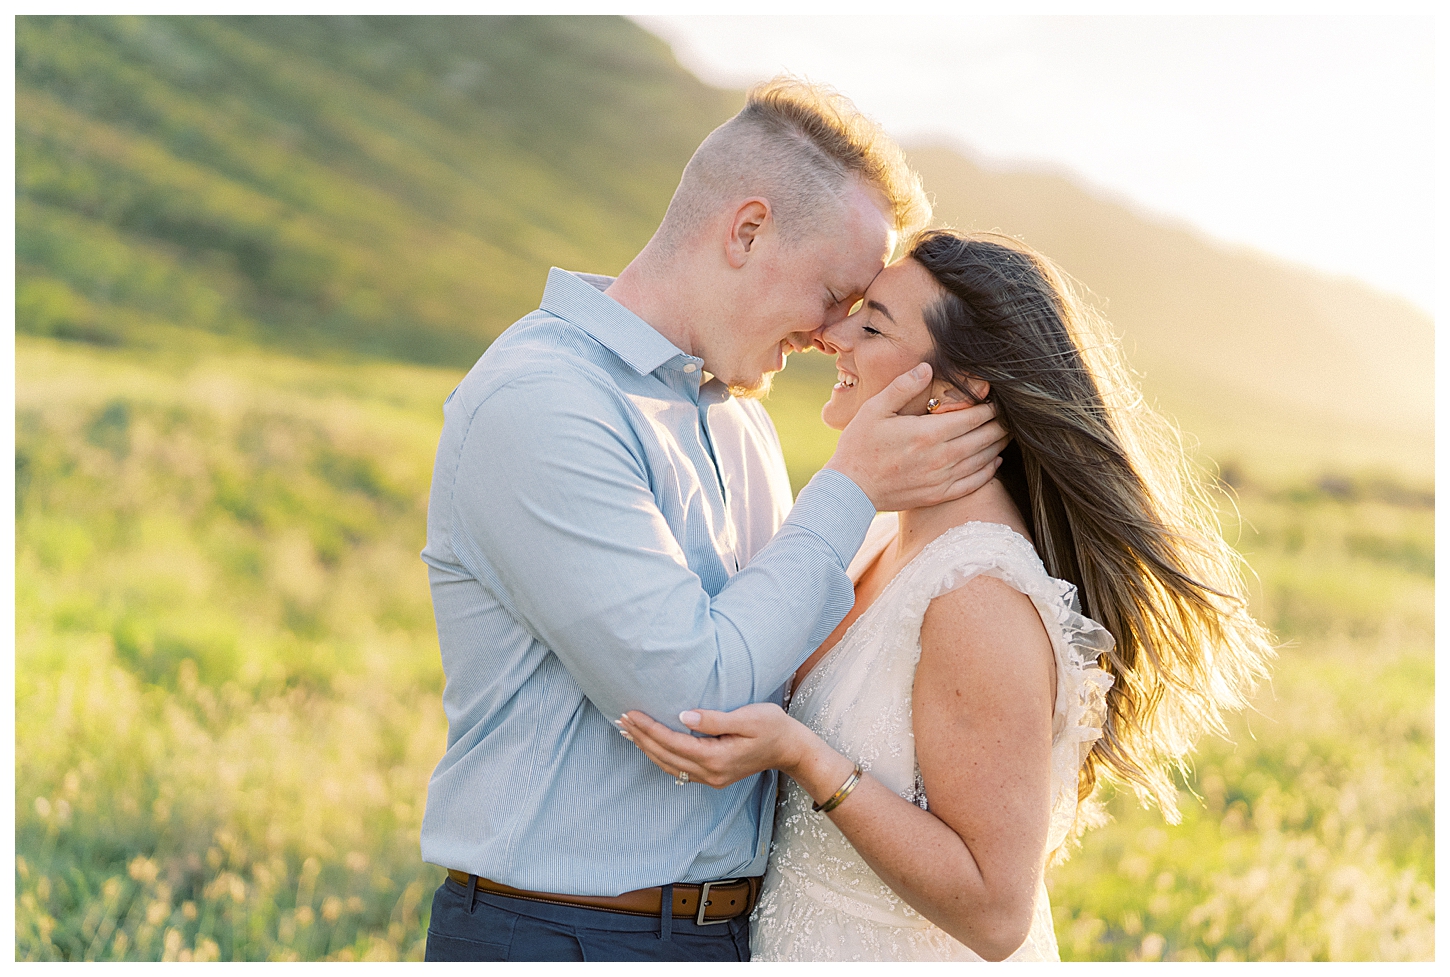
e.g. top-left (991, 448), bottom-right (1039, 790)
top-left (453, 376), bottom-right (876, 728)
top-left (482, 469), bottom-right (876, 727)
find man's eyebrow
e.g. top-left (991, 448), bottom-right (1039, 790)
top-left (866, 299), bottom-right (897, 324)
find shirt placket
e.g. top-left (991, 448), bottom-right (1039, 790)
top-left (697, 397), bottom-right (740, 573)
top-left (668, 357), bottom-right (740, 574)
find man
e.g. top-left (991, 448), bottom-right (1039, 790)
top-left (420, 78), bottom-right (1007, 961)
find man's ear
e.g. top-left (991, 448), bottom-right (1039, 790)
top-left (725, 199), bottom-right (771, 269)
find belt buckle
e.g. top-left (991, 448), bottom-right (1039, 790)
top-left (695, 878), bottom-right (741, 926)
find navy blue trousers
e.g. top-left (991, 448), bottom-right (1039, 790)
top-left (424, 876), bottom-right (752, 961)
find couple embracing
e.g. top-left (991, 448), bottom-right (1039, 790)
top-left (419, 78), bottom-right (1272, 962)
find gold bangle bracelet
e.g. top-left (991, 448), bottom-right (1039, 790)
top-left (813, 764), bottom-right (862, 813)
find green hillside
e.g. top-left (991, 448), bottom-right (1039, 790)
top-left (19, 15), bottom-right (1431, 485)
top-left (16, 15), bottom-right (739, 364)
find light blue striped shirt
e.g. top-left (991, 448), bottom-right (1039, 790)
top-left (420, 268), bottom-right (876, 895)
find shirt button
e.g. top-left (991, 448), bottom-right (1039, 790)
top-left (683, 363), bottom-right (697, 373)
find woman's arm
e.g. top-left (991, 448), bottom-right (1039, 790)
top-left (892, 572), bottom-right (1056, 955)
top-left (620, 573), bottom-right (1055, 960)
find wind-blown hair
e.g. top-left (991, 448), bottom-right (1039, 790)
top-left (657, 76), bottom-right (930, 250)
top-left (909, 229), bottom-right (1275, 827)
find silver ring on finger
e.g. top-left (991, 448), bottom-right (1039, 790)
top-left (674, 770), bottom-right (690, 787)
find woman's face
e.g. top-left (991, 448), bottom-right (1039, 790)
top-left (818, 257), bottom-right (947, 431)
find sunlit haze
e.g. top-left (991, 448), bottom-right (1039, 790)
top-left (638, 15), bottom-right (1433, 314)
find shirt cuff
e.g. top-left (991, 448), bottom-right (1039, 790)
top-left (785, 468), bottom-right (878, 571)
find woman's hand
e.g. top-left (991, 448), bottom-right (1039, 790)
top-left (618, 704), bottom-right (817, 789)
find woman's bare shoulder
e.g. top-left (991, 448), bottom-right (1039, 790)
top-left (924, 572), bottom-right (1045, 643)
top-left (918, 573), bottom-right (1054, 701)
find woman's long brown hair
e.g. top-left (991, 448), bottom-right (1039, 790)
top-left (910, 229), bottom-right (1275, 826)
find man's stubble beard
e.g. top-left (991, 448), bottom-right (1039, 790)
top-left (726, 345), bottom-right (795, 399)
top-left (727, 372), bottom-right (774, 400)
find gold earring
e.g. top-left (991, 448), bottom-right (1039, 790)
top-left (926, 398), bottom-right (941, 413)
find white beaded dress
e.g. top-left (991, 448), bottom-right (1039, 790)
top-left (750, 514), bottom-right (1115, 961)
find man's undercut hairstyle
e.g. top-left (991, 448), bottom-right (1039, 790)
top-left (657, 76), bottom-right (931, 250)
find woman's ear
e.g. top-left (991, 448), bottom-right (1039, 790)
top-left (932, 377), bottom-right (990, 405)
top-left (931, 382), bottom-right (964, 405)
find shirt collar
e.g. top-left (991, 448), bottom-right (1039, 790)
top-left (540, 267), bottom-right (696, 377)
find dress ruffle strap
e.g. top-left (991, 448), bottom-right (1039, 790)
top-left (905, 522), bottom-right (1116, 849)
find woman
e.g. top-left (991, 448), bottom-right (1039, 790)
top-left (619, 230), bottom-right (1275, 961)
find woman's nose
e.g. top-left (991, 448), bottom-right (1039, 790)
top-left (812, 318), bottom-right (851, 354)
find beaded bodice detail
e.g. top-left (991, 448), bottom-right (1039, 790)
top-left (750, 515), bottom-right (1114, 961)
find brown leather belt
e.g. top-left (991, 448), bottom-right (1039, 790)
top-left (446, 870), bottom-right (761, 925)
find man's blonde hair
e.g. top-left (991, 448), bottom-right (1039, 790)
top-left (657, 76), bottom-right (930, 248)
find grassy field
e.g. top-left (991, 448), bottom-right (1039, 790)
top-left (1048, 480), bottom-right (1434, 961)
top-left (14, 335), bottom-right (1432, 961)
